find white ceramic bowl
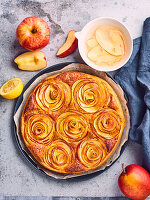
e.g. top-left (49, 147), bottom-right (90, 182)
top-left (75, 17), bottom-right (133, 72)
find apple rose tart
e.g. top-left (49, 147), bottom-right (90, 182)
top-left (21, 71), bottom-right (125, 173)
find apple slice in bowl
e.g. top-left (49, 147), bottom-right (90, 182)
top-left (96, 27), bottom-right (125, 56)
top-left (87, 38), bottom-right (99, 49)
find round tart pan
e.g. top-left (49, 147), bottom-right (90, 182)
top-left (13, 62), bottom-right (129, 180)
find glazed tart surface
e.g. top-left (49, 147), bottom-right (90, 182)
top-left (21, 71), bottom-right (125, 173)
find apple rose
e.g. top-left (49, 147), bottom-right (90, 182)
top-left (43, 140), bottom-right (74, 172)
top-left (72, 78), bottom-right (110, 113)
top-left (78, 139), bottom-right (107, 168)
top-left (92, 109), bottom-right (124, 139)
top-left (56, 111), bottom-right (88, 142)
top-left (35, 79), bottom-right (71, 113)
top-left (21, 111), bottom-right (54, 145)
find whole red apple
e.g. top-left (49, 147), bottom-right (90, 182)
top-left (16, 16), bottom-right (50, 51)
top-left (118, 164), bottom-right (150, 200)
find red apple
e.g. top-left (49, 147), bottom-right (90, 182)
top-left (56, 30), bottom-right (78, 57)
top-left (118, 164), bottom-right (150, 200)
top-left (16, 16), bottom-right (50, 51)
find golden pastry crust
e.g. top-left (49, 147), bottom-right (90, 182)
top-left (21, 71), bottom-right (125, 173)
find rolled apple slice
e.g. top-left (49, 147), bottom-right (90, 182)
top-left (22, 110), bottom-right (55, 145)
top-left (56, 111), bottom-right (88, 142)
top-left (72, 77), bottom-right (110, 113)
top-left (14, 51), bottom-right (47, 71)
top-left (92, 108), bottom-right (123, 139)
top-left (56, 30), bottom-right (78, 58)
top-left (43, 140), bottom-right (74, 172)
top-left (96, 28), bottom-right (125, 56)
top-left (77, 138), bottom-right (107, 168)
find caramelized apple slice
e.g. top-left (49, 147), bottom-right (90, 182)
top-left (56, 30), bottom-right (78, 58)
top-left (96, 28), bottom-right (124, 56)
top-left (87, 38), bottom-right (99, 49)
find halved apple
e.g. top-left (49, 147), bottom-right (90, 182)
top-left (96, 28), bottom-right (124, 56)
top-left (14, 51), bottom-right (47, 71)
top-left (56, 30), bottom-right (78, 58)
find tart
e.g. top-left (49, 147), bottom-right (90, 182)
top-left (20, 71), bottom-right (125, 173)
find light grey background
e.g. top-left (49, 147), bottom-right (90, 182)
top-left (0, 0), bottom-right (150, 198)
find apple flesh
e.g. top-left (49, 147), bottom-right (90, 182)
top-left (87, 42), bottom-right (122, 65)
top-left (96, 28), bottom-right (124, 56)
top-left (96, 54), bottom-right (123, 66)
top-left (16, 16), bottom-right (50, 51)
top-left (88, 46), bottom-right (102, 61)
top-left (118, 164), bottom-right (150, 200)
top-left (14, 51), bottom-right (47, 71)
top-left (87, 38), bottom-right (99, 49)
top-left (56, 30), bottom-right (78, 57)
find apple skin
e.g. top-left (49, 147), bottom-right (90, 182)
top-left (16, 16), bottom-right (50, 51)
top-left (56, 30), bottom-right (78, 58)
top-left (118, 164), bottom-right (150, 200)
top-left (14, 51), bottom-right (47, 71)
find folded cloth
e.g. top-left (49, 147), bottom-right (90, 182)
top-left (115, 17), bottom-right (150, 172)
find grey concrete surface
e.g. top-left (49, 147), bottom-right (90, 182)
top-left (0, 0), bottom-right (150, 198)
top-left (0, 197), bottom-right (130, 200)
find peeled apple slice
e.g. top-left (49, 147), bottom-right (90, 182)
top-left (110, 30), bottom-right (125, 55)
top-left (87, 38), bottom-right (99, 49)
top-left (96, 28), bottom-right (124, 56)
top-left (96, 54), bottom-right (122, 66)
top-left (88, 46), bottom-right (102, 61)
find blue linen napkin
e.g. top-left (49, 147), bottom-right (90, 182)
top-left (115, 17), bottom-right (150, 172)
